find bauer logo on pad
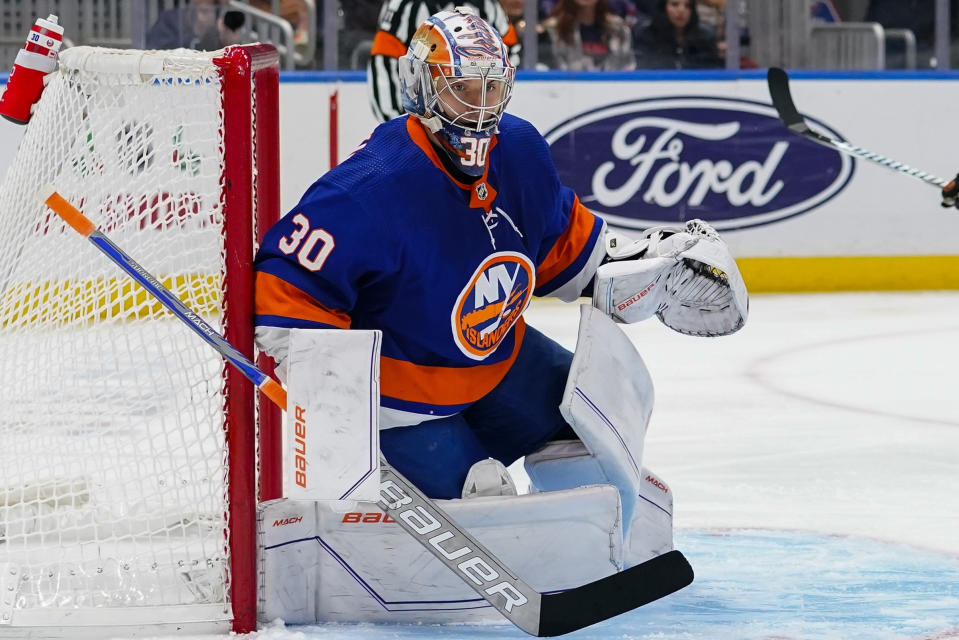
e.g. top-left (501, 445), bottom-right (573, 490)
top-left (544, 97), bottom-right (853, 231)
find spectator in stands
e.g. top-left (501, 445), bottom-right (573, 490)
top-left (249, 0), bottom-right (311, 48)
top-left (633, 0), bottom-right (722, 69)
top-left (543, 0), bottom-right (644, 24)
top-left (696, 0), bottom-right (725, 56)
top-left (541, 0), bottom-right (636, 70)
top-left (696, 0), bottom-right (723, 38)
top-left (611, 0), bottom-right (645, 27)
top-left (631, 0), bottom-right (657, 15)
top-left (147, 0), bottom-right (246, 51)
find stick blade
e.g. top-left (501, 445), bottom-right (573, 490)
top-left (766, 67), bottom-right (806, 131)
top-left (535, 550), bottom-right (694, 637)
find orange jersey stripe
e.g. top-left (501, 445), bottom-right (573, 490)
top-left (381, 319), bottom-right (526, 406)
top-left (536, 195), bottom-right (597, 287)
top-left (255, 272), bottom-right (351, 329)
top-left (370, 30), bottom-right (408, 58)
top-left (407, 116), bottom-right (468, 186)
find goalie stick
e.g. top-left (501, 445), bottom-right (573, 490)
top-left (36, 187), bottom-right (288, 409)
top-left (766, 67), bottom-right (948, 189)
top-left (40, 186), bottom-right (694, 637)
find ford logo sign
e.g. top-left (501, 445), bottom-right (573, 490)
top-left (544, 97), bottom-right (853, 231)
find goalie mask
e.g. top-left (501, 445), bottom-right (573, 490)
top-left (398, 8), bottom-right (515, 176)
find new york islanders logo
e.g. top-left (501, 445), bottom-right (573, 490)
top-left (452, 252), bottom-right (535, 361)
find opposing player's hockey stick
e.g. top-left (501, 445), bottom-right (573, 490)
top-left (40, 186), bottom-right (694, 637)
top-left (766, 67), bottom-right (948, 188)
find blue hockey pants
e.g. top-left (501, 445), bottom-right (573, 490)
top-left (379, 324), bottom-right (576, 498)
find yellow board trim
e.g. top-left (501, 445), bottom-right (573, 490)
top-left (738, 256), bottom-right (959, 293)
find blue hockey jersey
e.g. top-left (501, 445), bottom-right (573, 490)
top-left (254, 113), bottom-right (606, 427)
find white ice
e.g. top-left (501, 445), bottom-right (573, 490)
top-left (111, 292), bottom-right (959, 640)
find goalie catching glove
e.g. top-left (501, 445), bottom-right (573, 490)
top-left (591, 220), bottom-right (748, 337)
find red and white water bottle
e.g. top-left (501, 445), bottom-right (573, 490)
top-left (0, 14), bottom-right (64, 125)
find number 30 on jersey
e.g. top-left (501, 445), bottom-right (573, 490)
top-left (277, 213), bottom-right (334, 271)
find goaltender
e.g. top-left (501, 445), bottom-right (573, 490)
top-left (253, 7), bottom-right (747, 501)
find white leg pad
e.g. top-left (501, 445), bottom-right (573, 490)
top-left (524, 440), bottom-right (607, 492)
top-left (524, 441), bottom-right (673, 567)
top-left (553, 305), bottom-right (654, 525)
top-left (258, 488), bottom-right (624, 624)
top-left (627, 468), bottom-right (673, 567)
top-left (286, 328), bottom-right (382, 502)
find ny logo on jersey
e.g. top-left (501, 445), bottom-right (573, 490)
top-left (451, 252), bottom-right (534, 360)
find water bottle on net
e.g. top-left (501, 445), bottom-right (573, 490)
top-left (0, 14), bottom-right (64, 125)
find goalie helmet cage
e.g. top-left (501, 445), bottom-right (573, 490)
top-left (0, 45), bottom-right (281, 636)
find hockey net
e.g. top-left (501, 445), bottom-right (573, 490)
top-left (0, 45), bottom-right (280, 635)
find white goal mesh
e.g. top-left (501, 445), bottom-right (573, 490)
top-left (0, 45), bottom-right (278, 635)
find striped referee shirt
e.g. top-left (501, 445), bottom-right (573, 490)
top-left (367, 0), bottom-right (518, 122)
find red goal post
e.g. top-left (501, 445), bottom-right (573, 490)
top-left (219, 43), bottom-right (284, 634)
top-left (0, 44), bottom-right (281, 635)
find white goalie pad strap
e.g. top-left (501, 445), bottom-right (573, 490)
top-left (525, 439), bottom-right (607, 491)
top-left (556, 305), bottom-right (654, 525)
top-left (286, 328), bottom-right (382, 502)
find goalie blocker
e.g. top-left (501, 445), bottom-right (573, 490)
top-left (592, 219), bottom-right (748, 337)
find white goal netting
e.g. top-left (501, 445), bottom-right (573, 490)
top-left (0, 47), bottom-right (259, 631)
